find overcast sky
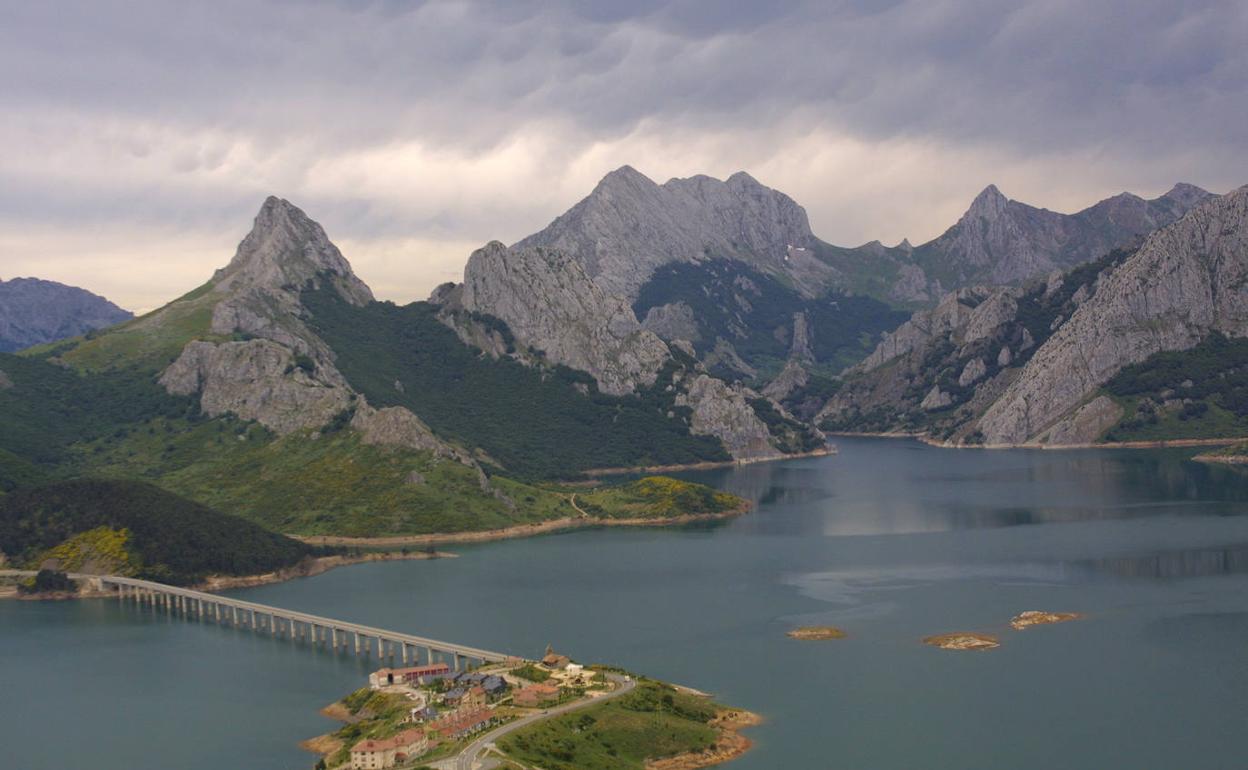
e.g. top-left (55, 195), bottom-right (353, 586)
top-left (3, 0), bottom-right (1245, 311)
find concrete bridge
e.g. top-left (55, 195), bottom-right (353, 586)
top-left (13, 571), bottom-right (509, 670)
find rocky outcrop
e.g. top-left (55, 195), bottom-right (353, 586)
top-left (857, 288), bottom-right (992, 373)
top-left (762, 359), bottom-right (809, 401)
top-left (958, 358), bottom-right (987, 387)
top-left (349, 399), bottom-right (467, 461)
top-left (459, 241), bottom-right (671, 396)
top-left (920, 385), bottom-right (953, 411)
top-left (674, 374), bottom-right (780, 459)
top-left (0, 369), bottom-right (11, 390)
top-left (789, 312), bottom-right (815, 362)
top-left (160, 339), bottom-right (353, 434)
top-left (703, 338), bottom-right (757, 379)
top-left (640, 301), bottom-right (701, 342)
top-left (1032, 395), bottom-right (1124, 445)
top-left (978, 186), bottom-right (1248, 444)
top-left (0, 277), bottom-right (131, 353)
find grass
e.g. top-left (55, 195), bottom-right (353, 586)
top-left (498, 680), bottom-right (722, 770)
top-left (75, 416), bottom-right (572, 537)
top-left (30, 282), bottom-right (222, 374)
top-left (576, 477), bottom-right (742, 520)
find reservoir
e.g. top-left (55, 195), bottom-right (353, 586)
top-left (4, 437), bottom-right (1248, 769)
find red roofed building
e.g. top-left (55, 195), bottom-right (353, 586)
top-left (349, 728), bottom-right (428, 769)
top-left (369, 662), bottom-right (452, 689)
top-left (431, 707), bottom-right (497, 741)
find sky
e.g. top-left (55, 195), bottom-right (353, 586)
top-left (2, 0), bottom-right (1246, 312)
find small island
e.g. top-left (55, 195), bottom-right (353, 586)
top-left (922, 633), bottom-right (1000, 651)
top-left (305, 648), bottom-right (758, 770)
top-left (1010, 610), bottom-right (1081, 630)
top-left (786, 626), bottom-right (847, 640)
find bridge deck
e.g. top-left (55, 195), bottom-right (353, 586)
top-left (5, 570), bottom-right (509, 665)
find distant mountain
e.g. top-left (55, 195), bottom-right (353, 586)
top-left (0, 277), bottom-right (131, 352)
top-left (820, 184), bottom-right (1248, 446)
top-left (909, 182), bottom-right (1215, 292)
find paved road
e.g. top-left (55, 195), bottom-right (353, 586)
top-left (432, 673), bottom-right (636, 770)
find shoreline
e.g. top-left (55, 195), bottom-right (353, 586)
top-left (0, 550), bottom-right (456, 601)
top-left (646, 709), bottom-right (763, 770)
top-left (828, 431), bottom-right (1248, 452)
top-left (581, 445), bottom-right (837, 477)
top-left (1, 502), bottom-right (753, 601)
top-left (293, 501), bottom-right (753, 549)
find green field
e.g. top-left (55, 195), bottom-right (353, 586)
top-left (499, 679), bottom-right (724, 770)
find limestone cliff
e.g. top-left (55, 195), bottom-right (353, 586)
top-left (451, 239), bottom-right (798, 459)
top-left (459, 241), bottom-right (672, 396)
top-left (822, 184), bottom-right (1248, 447)
top-left (978, 185), bottom-right (1248, 444)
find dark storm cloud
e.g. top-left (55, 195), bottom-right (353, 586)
top-left (1, 0), bottom-right (1245, 308)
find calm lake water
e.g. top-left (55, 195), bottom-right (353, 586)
top-left (5, 437), bottom-right (1248, 769)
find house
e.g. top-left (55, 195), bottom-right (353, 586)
top-left (514, 683), bottom-right (561, 708)
top-left (444, 686), bottom-right (485, 708)
top-left (541, 644), bottom-right (571, 670)
top-left (408, 705), bottom-right (438, 723)
top-left (349, 728), bottom-right (428, 769)
top-left (482, 676), bottom-right (508, 698)
top-left (369, 662), bottom-right (452, 689)
top-left (432, 708), bottom-right (497, 741)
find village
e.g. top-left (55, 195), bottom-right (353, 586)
top-left (341, 645), bottom-right (614, 769)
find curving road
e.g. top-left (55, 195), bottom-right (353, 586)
top-left (432, 673), bottom-right (636, 770)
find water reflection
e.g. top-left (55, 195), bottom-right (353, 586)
top-left (677, 439), bottom-right (1248, 537)
top-left (1077, 544), bottom-right (1248, 579)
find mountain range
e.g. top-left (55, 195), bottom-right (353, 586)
top-left (0, 168), bottom-right (1236, 540)
top-left (0, 277), bottom-right (131, 352)
top-left (822, 184), bottom-right (1248, 446)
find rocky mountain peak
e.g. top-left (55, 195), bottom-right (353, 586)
top-left (965, 184), bottom-right (1010, 220)
top-left (1161, 182), bottom-right (1212, 208)
top-left (213, 196), bottom-right (373, 307)
top-left (592, 165), bottom-right (658, 197)
top-left (518, 166), bottom-right (825, 300)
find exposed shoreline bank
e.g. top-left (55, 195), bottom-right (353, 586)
top-left (827, 431), bottom-right (1248, 452)
top-left (646, 709), bottom-right (763, 770)
top-left (0, 550), bottom-right (456, 601)
top-left (581, 445), bottom-right (837, 477)
top-left (1, 501), bottom-right (753, 600)
top-left (293, 500), bottom-right (754, 549)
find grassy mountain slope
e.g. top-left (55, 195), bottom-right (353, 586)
top-left (302, 289), bottom-right (729, 479)
top-left (1101, 333), bottom-right (1248, 442)
top-left (0, 479), bottom-right (317, 585)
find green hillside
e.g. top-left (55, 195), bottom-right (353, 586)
top-left (302, 289), bottom-right (730, 479)
top-left (1102, 333), bottom-right (1248, 442)
top-left (0, 480), bottom-right (318, 585)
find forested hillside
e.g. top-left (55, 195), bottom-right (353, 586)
top-left (0, 480), bottom-right (318, 585)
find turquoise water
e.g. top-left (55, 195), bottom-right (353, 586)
top-left (5, 438), bottom-right (1248, 769)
